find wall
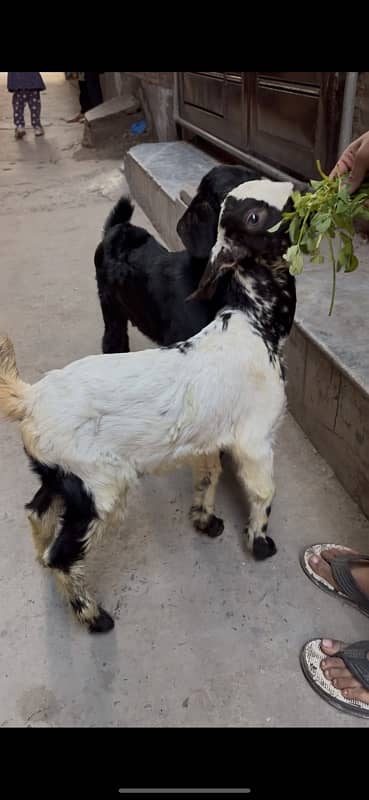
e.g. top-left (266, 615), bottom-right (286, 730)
top-left (115, 72), bottom-right (177, 142)
top-left (286, 324), bottom-right (369, 522)
top-left (352, 72), bottom-right (369, 139)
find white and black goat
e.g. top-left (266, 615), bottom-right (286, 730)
top-left (95, 165), bottom-right (260, 353)
top-left (0, 179), bottom-right (295, 634)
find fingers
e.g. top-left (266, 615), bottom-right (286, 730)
top-left (329, 131), bottom-right (369, 191)
top-left (349, 143), bottom-right (369, 192)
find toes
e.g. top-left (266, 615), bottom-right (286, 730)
top-left (342, 687), bottom-right (369, 703)
top-left (323, 666), bottom-right (353, 679)
top-left (332, 676), bottom-right (362, 690)
top-left (321, 656), bottom-right (346, 671)
top-left (321, 547), bottom-right (358, 563)
top-left (308, 555), bottom-right (336, 588)
top-left (320, 639), bottom-right (346, 656)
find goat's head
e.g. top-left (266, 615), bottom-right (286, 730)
top-left (189, 179), bottom-right (294, 300)
top-left (177, 165), bottom-right (260, 259)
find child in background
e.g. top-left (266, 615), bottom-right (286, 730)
top-left (7, 72), bottom-right (46, 139)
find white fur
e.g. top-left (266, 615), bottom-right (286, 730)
top-left (228, 179), bottom-right (294, 210)
top-left (22, 308), bottom-right (286, 517)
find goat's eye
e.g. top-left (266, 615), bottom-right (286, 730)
top-left (247, 212), bottom-right (259, 225)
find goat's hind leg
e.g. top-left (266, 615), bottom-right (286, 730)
top-left (232, 445), bottom-right (276, 560)
top-left (45, 516), bottom-right (114, 633)
top-left (43, 475), bottom-right (116, 633)
top-left (26, 486), bottom-right (62, 563)
top-left (190, 452), bottom-right (223, 538)
top-left (99, 288), bottom-right (129, 354)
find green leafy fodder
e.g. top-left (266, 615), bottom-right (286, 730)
top-left (269, 162), bottom-right (369, 314)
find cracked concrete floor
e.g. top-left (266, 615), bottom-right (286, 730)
top-left (1, 73), bottom-right (369, 728)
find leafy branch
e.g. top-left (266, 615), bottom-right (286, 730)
top-left (269, 162), bottom-right (369, 315)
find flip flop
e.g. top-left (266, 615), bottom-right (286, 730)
top-left (300, 543), bottom-right (369, 619)
top-left (301, 639), bottom-right (369, 719)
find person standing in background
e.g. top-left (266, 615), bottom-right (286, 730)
top-left (7, 72), bottom-right (46, 139)
top-left (65, 72), bottom-right (104, 123)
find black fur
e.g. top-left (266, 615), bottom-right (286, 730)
top-left (221, 311), bottom-right (232, 331)
top-left (253, 536), bottom-right (277, 560)
top-left (177, 165), bottom-right (259, 258)
top-left (88, 607), bottom-right (114, 634)
top-left (27, 456), bottom-right (97, 572)
top-left (95, 166), bottom-right (260, 354)
top-left (193, 511), bottom-right (225, 539)
top-left (196, 193), bottom-right (297, 371)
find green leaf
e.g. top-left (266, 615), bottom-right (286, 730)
top-left (284, 245), bottom-right (304, 276)
top-left (310, 179), bottom-right (323, 190)
top-left (335, 200), bottom-right (350, 215)
top-left (339, 231), bottom-right (352, 246)
top-left (337, 245), bottom-right (350, 272)
top-left (311, 253), bottom-right (325, 264)
top-left (288, 215), bottom-right (301, 244)
top-left (357, 207), bottom-right (369, 220)
top-left (268, 221), bottom-right (283, 233)
top-left (304, 230), bottom-right (318, 253)
top-left (312, 212), bottom-right (332, 233)
top-left (345, 254), bottom-right (359, 273)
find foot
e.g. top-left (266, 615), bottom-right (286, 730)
top-left (320, 639), bottom-right (369, 705)
top-left (34, 126), bottom-right (44, 137)
top-left (191, 507), bottom-right (224, 538)
top-left (253, 535), bottom-right (277, 560)
top-left (88, 606), bottom-right (115, 633)
top-left (66, 112), bottom-right (84, 123)
top-left (14, 127), bottom-right (26, 139)
top-left (308, 547), bottom-right (369, 598)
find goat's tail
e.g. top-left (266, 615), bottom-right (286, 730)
top-left (0, 335), bottom-right (29, 422)
top-left (103, 196), bottom-right (134, 234)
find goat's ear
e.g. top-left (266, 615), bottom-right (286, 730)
top-left (177, 199), bottom-right (218, 259)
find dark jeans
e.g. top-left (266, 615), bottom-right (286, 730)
top-left (78, 73), bottom-right (103, 114)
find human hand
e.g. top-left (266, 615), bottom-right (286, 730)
top-left (330, 131), bottom-right (369, 193)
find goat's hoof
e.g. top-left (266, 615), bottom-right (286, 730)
top-left (253, 536), bottom-right (277, 561)
top-left (89, 606), bottom-right (115, 634)
top-left (196, 514), bottom-right (224, 538)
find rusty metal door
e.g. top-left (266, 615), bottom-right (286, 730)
top-left (177, 72), bottom-right (345, 179)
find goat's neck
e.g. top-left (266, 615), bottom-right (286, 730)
top-left (221, 262), bottom-right (296, 358)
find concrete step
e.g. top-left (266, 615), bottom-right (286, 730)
top-left (83, 94), bottom-right (140, 149)
top-left (125, 142), bottom-right (219, 249)
top-left (124, 141), bottom-right (369, 522)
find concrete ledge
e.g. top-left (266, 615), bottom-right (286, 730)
top-left (125, 142), bottom-right (218, 250)
top-left (124, 141), bottom-right (369, 520)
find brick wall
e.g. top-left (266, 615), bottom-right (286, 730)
top-left (352, 72), bottom-right (369, 138)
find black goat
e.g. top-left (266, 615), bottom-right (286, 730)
top-left (95, 165), bottom-right (259, 353)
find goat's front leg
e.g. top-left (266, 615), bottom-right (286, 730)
top-left (190, 452), bottom-right (224, 538)
top-left (232, 445), bottom-right (276, 560)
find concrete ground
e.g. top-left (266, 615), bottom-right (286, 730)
top-left (1, 73), bottom-right (369, 728)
